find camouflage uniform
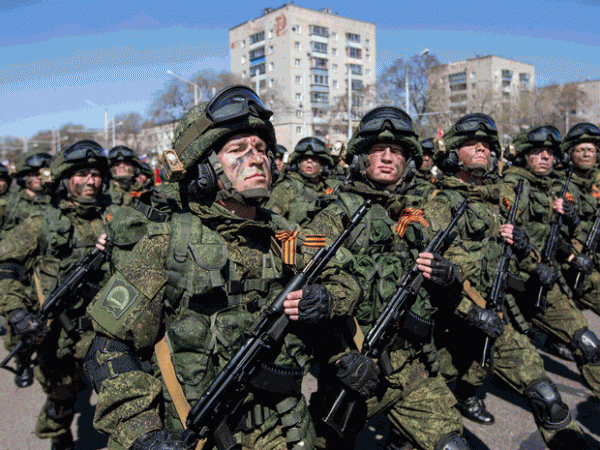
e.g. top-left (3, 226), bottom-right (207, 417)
top-left (108, 147), bottom-right (147, 206)
top-left (430, 114), bottom-right (590, 449)
top-left (306, 107), bottom-right (467, 450)
top-left (85, 86), bottom-right (360, 450)
top-left (0, 141), bottom-right (114, 449)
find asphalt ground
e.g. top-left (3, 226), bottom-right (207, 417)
top-left (1, 309), bottom-right (599, 450)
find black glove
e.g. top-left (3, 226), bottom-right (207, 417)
top-left (298, 284), bottom-right (333, 325)
top-left (427, 253), bottom-right (461, 286)
top-left (131, 430), bottom-right (188, 450)
top-left (533, 263), bottom-right (558, 288)
top-left (336, 350), bottom-right (380, 398)
top-left (465, 304), bottom-right (505, 338)
top-left (512, 226), bottom-right (531, 259)
top-left (8, 309), bottom-right (47, 346)
top-left (571, 255), bottom-right (594, 275)
top-left (561, 200), bottom-right (580, 227)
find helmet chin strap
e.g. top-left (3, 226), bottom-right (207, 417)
top-left (207, 152), bottom-right (270, 206)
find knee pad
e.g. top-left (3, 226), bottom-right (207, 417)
top-left (43, 398), bottom-right (75, 422)
top-left (523, 377), bottom-right (571, 430)
top-left (571, 327), bottom-right (600, 366)
top-left (434, 432), bottom-right (471, 450)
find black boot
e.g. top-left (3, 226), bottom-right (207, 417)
top-left (545, 338), bottom-right (575, 362)
top-left (51, 431), bottom-right (74, 450)
top-left (455, 395), bottom-right (495, 425)
top-left (14, 365), bottom-right (34, 388)
top-left (385, 427), bottom-right (412, 450)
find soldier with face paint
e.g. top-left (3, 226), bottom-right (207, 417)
top-left (85, 86), bottom-right (361, 450)
top-left (0, 140), bottom-right (115, 450)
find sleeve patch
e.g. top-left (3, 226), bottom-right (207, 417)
top-left (100, 277), bottom-right (140, 320)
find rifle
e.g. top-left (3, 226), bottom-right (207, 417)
top-left (480, 178), bottom-right (524, 369)
top-left (0, 246), bottom-right (108, 376)
top-left (572, 204), bottom-right (600, 296)
top-left (320, 199), bottom-right (469, 439)
top-left (535, 165), bottom-right (574, 311)
top-left (182, 199), bottom-right (373, 450)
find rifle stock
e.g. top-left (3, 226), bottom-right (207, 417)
top-left (321, 199), bottom-right (470, 438)
top-left (182, 200), bottom-right (373, 450)
top-left (573, 205), bottom-right (600, 296)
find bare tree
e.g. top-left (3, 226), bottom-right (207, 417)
top-left (113, 112), bottom-right (146, 152)
top-left (536, 83), bottom-right (591, 134)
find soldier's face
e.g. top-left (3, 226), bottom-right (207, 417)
top-left (111, 161), bottom-right (134, 178)
top-left (420, 154), bottom-right (434, 172)
top-left (365, 143), bottom-right (406, 185)
top-left (25, 170), bottom-right (43, 191)
top-left (526, 147), bottom-right (555, 176)
top-left (571, 142), bottom-right (597, 171)
top-left (68, 167), bottom-right (103, 202)
top-left (275, 158), bottom-right (285, 172)
top-left (458, 140), bottom-right (491, 171)
top-left (217, 133), bottom-right (271, 192)
top-left (0, 179), bottom-right (7, 194)
top-left (299, 156), bottom-right (322, 178)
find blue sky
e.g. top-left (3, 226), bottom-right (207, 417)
top-left (1, 0), bottom-right (599, 139)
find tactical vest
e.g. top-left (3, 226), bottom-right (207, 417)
top-left (285, 176), bottom-right (339, 226)
top-left (1, 190), bottom-right (52, 238)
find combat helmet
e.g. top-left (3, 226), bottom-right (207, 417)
top-left (436, 113), bottom-right (501, 174)
top-left (51, 140), bottom-right (108, 202)
top-left (164, 84), bottom-right (276, 203)
top-left (14, 150), bottom-right (53, 189)
top-left (346, 106), bottom-right (422, 178)
top-left (288, 137), bottom-right (334, 171)
top-left (560, 123), bottom-right (600, 161)
top-left (508, 125), bottom-right (562, 167)
top-left (0, 164), bottom-right (11, 194)
top-left (275, 144), bottom-right (287, 159)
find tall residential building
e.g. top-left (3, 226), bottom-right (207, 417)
top-left (230, 4), bottom-right (376, 150)
top-left (427, 55), bottom-right (535, 123)
top-left (537, 79), bottom-right (600, 131)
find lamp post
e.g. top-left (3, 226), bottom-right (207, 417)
top-left (168, 70), bottom-right (199, 105)
top-left (405, 48), bottom-right (430, 114)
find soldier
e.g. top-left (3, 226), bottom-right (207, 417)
top-left (84, 85), bottom-right (362, 450)
top-left (416, 138), bottom-right (436, 182)
top-left (107, 145), bottom-right (144, 206)
top-left (330, 140), bottom-right (350, 181)
top-left (274, 144), bottom-right (287, 175)
top-left (428, 113), bottom-right (595, 449)
top-left (134, 161), bottom-right (155, 192)
top-left (266, 137), bottom-right (340, 227)
top-left (306, 106), bottom-right (470, 450)
top-left (0, 150), bottom-right (53, 236)
top-left (0, 140), bottom-right (114, 450)
top-left (0, 163), bottom-right (11, 336)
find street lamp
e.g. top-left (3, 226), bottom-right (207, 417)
top-left (168, 70), bottom-right (199, 105)
top-left (405, 48), bottom-right (430, 114)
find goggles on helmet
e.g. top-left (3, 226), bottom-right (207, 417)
top-left (26, 153), bottom-right (52, 169)
top-left (206, 85), bottom-right (273, 127)
top-left (454, 113), bottom-right (498, 135)
top-left (420, 138), bottom-right (434, 153)
top-left (358, 107), bottom-right (414, 135)
top-left (64, 141), bottom-right (105, 162)
top-left (566, 123), bottom-right (600, 140)
top-left (295, 137), bottom-right (327, 155)
top-left (527, 126), bottom-right (561, 144)
top-left (108, 146), bottom-right (135, 161)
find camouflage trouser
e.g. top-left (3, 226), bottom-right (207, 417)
top-left (315, 348), bottom-right (463, 450)
top-left (529, 283), bottom-right (600, 400)
top-left (437, 322), bottom-right (584, 445)
top-left (575, 270), bottom-right (600, 316)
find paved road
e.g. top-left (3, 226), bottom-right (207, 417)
top-left (2, 310), bottom-right (600, 450)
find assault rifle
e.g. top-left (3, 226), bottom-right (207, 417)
top-left (573, 204), bottom-right (600, 296)
top-left (481, 178), bottom-right (524, 369)
top-left (0, 246), bottom-right (108, 376)
top-left (320, 199), bottom-right (469, 438)
top-left (536, 165), bottom-right (574, 311)
top-left (182, 199), bottom-right (373, 450)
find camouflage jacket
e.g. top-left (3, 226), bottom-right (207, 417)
top-left (266, 171), bottom-right (341, 227)
top-left (87, 199), bottom-right (359, 448)
top-left (108, 180), bottom-right (147, 207)
top-left (0, 187), bottom-right (52, 238)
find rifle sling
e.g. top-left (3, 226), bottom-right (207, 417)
top-left (462, 280), bottom-right (487, 309)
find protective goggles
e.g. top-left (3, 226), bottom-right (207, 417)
top-left (63, 141), bottom-right (105, 162)
top-left (358, 107), bottom-right (414, 135)
top-left (26, 153), bottom-right (52, 169)
top-left (207, 85), bottom-right (272, 126)
top-left (295, 137), bottom-right (327, 154)
top-left (527, 126), bottom-right (561, 144)
top-left (454, 113), bottom-right (498, 134)
top-left (567, 123), bottom-right (600, 139)
top-left (108, 146), bottom-right (135, 161)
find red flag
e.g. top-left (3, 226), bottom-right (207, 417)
top-left (438, 124), bottom-right (444, 139)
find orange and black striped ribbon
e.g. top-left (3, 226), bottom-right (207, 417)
top-left (323, 187), bottom-right (335, 195)
top-left (303, 234), bottom-right (326, 248)
top-left (275, 231), bottom-right (326, 265)
top-left (396, 208), bottom-right (429, 237)
top-left (565, 192), bottom-right (574, 203)
top-left (591, 186), bottom-right (600, 200)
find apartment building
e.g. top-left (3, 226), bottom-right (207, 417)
top-left (230, 4), bottom-right (376, 150)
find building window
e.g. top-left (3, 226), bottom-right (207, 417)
top-left (242, 70), bottom-right (246, 78)
top-left (311, 91), bottom-right (329, 105)
top-left (312, 41), bottom-right (328, 54)
top-left (296, 109), bottom-right (303, 118)
top-left (295, 75), bottom-right (302, 84)
top-left (310, 25), bottom-right (329, 37)
top-left (269, 78), bottom-right (274, 88)
top-left (332, 48), bottom-right (337, 56)
top-left (347, 47), bottom-right (361, 58)
top-left (296, 93), bottom-right (302, 100)
top-left (249, 31), bottom-right (265, 44)
top-left (249, 47), bottom-right (265, 60)
top-left (269, 62), bottom-right (274, 72)
top-left (314, 57), bottom-right (328, 69)
top-left (241, 40), bottom-right (246, 48)
top-left (519, 73), bottom-right (531, 90)
top-left (471, 71), bottom-right (476, 79)
top-left (295, 41), bottom-right (301, 51)
top-left (249, 63), bottom-right (265, 77)
top-left (365, 38), bottom-right (369, 46)
top-left (332, 64), bottom-right (338, 72)
top-left (448, 72), bottom-right (466, 84)
top-left (292, 25), bottom-right (302, 34)
top-left (333, 80), bottom-right (338, 88)
top-left (268, 29), bottom-right (273, 39)
top-left (346, 32), bottom-right (360, 43)
top-left (351, 79), bottom-right (363, 91)
top-left (348, 63), bottom-right (362, 75)
top-left (241, 55), bottom-right (246, 64)
top-left (269, 45), bottom-right (274, 55)
top-left (313, 74), bottom-right (328, 85)
top-left (295, 59), bottom-right (301, 67)
top-left (331, 32), bottom-right (338, 41)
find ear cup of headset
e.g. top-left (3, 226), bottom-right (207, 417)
top-left (438, 152), bottom-right (459, 173)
